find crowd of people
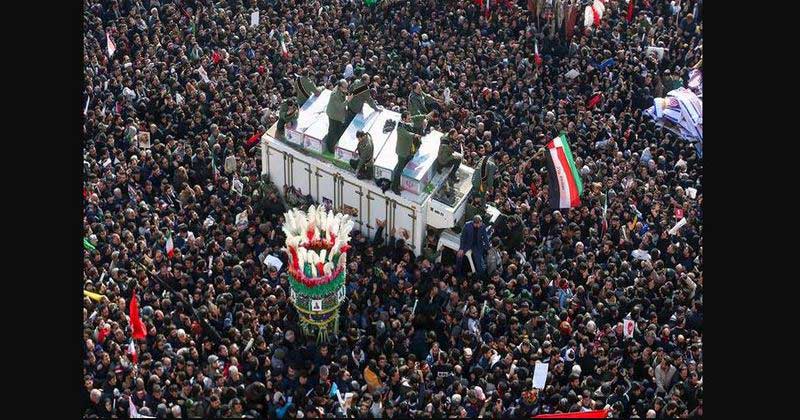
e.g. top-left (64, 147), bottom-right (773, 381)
top-left (83, 0), bottom-right (703, 417)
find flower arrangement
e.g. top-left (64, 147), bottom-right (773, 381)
top-left (283, 205), bottom-right (354, 343)
top-left (282, 205), bottom-right (354, 285)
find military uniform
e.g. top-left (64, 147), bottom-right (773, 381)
top-left (435, 133), bottom-right (462, 182)
top-left (349, 133), bottom-right (374, 179)
top-left (471, 156), bottom-right (497, 206)
top-left (277, 99), bottom-right (298, 140)
top-left (325, 88), bottom-right (348, 153)
top-left (346, 79), bottom-right (378, 126)
top-left (293, 75), bottom-right (322, 105)
top-left (391, 116), bottom-right (425, 193)
top-left (408, 90), bottom-right (438, 129)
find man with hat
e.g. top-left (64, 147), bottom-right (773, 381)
top-left (276, 97), bottom-right (298, 141)
top-left (345, 73), bottom-right (379, 127)
top-left (390, 111), bottom-right (426, 194)
top-left (435, 127), bottom-right (462, 188)
top-left (293, 66), bottom-right (323, 105)
top-left (349, 130), bottom-right (374, 180)
top-left (325, 79), bottom-right (349, 153)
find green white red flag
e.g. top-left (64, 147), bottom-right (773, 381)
top-left (545, 133), bottom-right (583, 209)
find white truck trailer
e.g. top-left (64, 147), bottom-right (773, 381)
top-left (259, 89), bottom-right (474, 255)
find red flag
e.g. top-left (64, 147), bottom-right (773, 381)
top-left (212, 50), bottom-right (222, 64)
top-left (245, 131), bottom-right (262, 150)
top-left (627, 0), bottom-right (635, 22)
top-left (534, 409), bottom-right (609, 418)
top-left (534, 40), bottom-right (542, 67)
top-left (587, 93), bottom-right (602, 109)
top-left (97, 326), bottom-right (110, 344)
top-left (592, 5), bottom-right (601, 26)
top-left (129, 294), bottom-right (147, 340)
top-left (565, 4), bottom-right (577, 41)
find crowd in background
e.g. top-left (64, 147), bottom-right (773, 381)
top-left (83, 0), bottom-right (702, 417)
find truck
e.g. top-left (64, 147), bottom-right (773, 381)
top-left (259, 89), bottom-right (476, 255)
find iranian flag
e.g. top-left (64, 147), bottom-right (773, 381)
top-left (545, 133), bottom-right (583, 209)
top-left (165, 230), bottom-right (175, 259)
top-left (278, 33), bottom-right (289, 58)
top-left (534, 39), bottom-right (542, 67)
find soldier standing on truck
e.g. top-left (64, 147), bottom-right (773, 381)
top-left (350, 131), bottom-right (374, 180)
top-left (276, 97), bottom-right (298, 141)
top-left (391, 111), bottom-right (427, 195)
top-left (346, 73), bottom-right (380, 127)
top-left (435, 127), bottom-right (462, 185)
top-left (293, 66), bottom-right (323, 105)
top-left (325, 79), bottom-right (349, 153)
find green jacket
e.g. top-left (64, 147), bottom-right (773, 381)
top-left (326, 88), bottom-right (348, 122)
top-left (293, 75), bottom-right (321, 105)
top-left (278, 99), bottom-right (298, 124)
top-left (396, 118), bottom-right (424, 158)
top-left (408, 90), bottom-right (437, 116)
top-left (437, 134), bottom-right (456, 165)
top-left (347, 79), bottom-right (378, 114)
top-left (356, 133), bottom-right (374, 172)
top-left (472, 156), bottom-right (497, 194)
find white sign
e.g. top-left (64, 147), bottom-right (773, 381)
top-left (264, 254), bottom-right (283, 271)
top-left (198, 66), bottom-right (210, 83)
top-left (686, 187), bottom-right (697, 199)
top-left (532, 361), bottom-right (549, 389)
top-left (250, 11), bottom-right (260, 27)
top-left (236, 210), bottom-right (249, 230)
top-left (565, 69), bottom-right (580, 80)
top-left (646, 46), bottom-right (666, 61)
top-left (232, 178), bottom-right (244, 195)
top-left (668, 217), bottom-right (687, 235)
top-left (624, 319), bottom-right (635, 338)
top-left (311, 300), bottom-right (323, 312)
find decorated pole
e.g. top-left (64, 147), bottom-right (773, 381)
top-left (283, 205), bottom-right (354, 343)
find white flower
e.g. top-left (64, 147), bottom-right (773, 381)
top-left (296, 248), bottom-right (305, 271)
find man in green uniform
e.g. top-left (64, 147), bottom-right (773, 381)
top-left (436, 128), bottom-right (462, 184)
top-left (408, 82), bottom-right (441, 129)
top-left (346, 73), bottom-right (380, 127)
top-left (391, 111), bottom-right (426, 195)
top-left (293, 66), bottom-right (323, 105)
top-left (471, 154), bottom-right (497, 206)
top-left (276, 98), bottom-right (298, 141)
top-left (324, 79), bottom-right (349, 153)
top-left (349, 131), bottom-right (374, 180)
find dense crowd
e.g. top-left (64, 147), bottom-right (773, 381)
top-left (83, 0), bottom-right (702, 417)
